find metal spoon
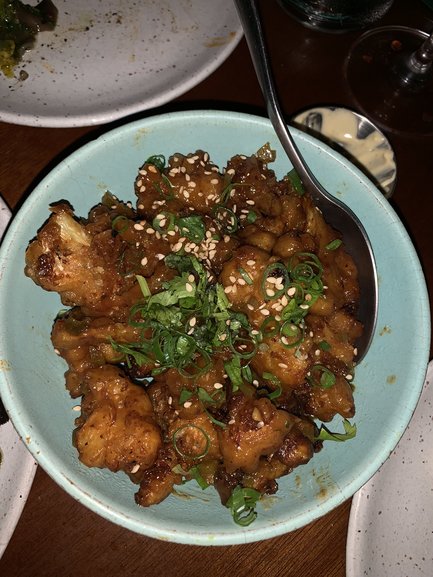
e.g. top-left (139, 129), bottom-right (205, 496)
top-left (234, 0), bottom-right (378, 361)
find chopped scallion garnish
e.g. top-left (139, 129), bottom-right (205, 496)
top-left (226, 486), bottom-right (261, 526)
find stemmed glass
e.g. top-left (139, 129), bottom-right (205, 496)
top-left (344, 26), bottom-right (433, 135)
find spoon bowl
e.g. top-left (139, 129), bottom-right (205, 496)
top-left (234, 0), bottom-right (378, 361)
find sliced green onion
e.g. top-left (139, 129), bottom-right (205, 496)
top-left (325, 239), bottom-right (343, 251)
top-left (286, 168), bottom-right (304, 196)
top-left (136, 275), bottom-right (151, 298)
top-left (212, 205), bottom-right (238, 234)
top-left (204, 409), bottom-right (227, 429)
top-left (111, 215), bottom-right (129, 233)
top-left (318, 340), bottom-right (331, 351)
top-left (189, 465), bottom-right (209, 490)
top-left (280, 321), bottom-right (304, 348)
top-left (226, 486), bottom-right (261, 526)
top-left (261, 262), bottom-right (290, 301)
top-left (246, 210), bottom-right (257, 224)
top-left (260, 315), bottom-right (280, 339)
top-left (238, 267), bottom-right (253, 285)
top-left (179, 388), bottom-right (194, 405)
top-left (145, 154), bottom-right (166, 171)
top-left (307, 364), bottom-right (336, 389)
top-left (197, 387), bottom-right (217, 405)
top-left (172, 424), bottom-right (210, 460)
top-left (316, 419), bottom-right (357, 442)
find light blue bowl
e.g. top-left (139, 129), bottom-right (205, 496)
top-left (0, 110), bottom-right (430, 545)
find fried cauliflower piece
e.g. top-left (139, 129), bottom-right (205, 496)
top-left (74, 366), bottom-right (162, 476)
top-left (218, 394), bottom-right (291, 474)
top-left (135, 150), bottom-right (226, 219)
top-left (219, 245), bottom-right (310, 389)
top-left (24, 203), bottom-right (133, 310)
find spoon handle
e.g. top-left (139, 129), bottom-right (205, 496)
top-left (233, 0), bottom-right (329, 203)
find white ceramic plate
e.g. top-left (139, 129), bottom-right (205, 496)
top-left (0, 197), bottom-right (37, 560)
top-left (346, 359), bottom-right (433, 577)
top-left (0, 0), bottom-right (242, 127)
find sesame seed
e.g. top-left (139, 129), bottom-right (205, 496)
top-left (278, 363), bottom-right (288, 368)
top-left (257, 421), bottom-right (264, 429)
top-left (228, 418), bottom-right (235, 425)
top-left (246, 199), bottom-right (255, 205)
top-left (186, 283), bottom-right (193, 293)
top-left (54, 348), bottom-right (61, 355)
top-left (219, 333), bottom-right (227, 341)
top-left (224, 286), bottom-right (232, 294)
top-left (146, 227), bottom-right (155, 234)
top-left (134, 223), bottom-right (144, 231)
top-left (287, 287), bottom-right (296, 296)
top-left (229, 275), bottom-right (236, 283)
top-left (168, 396), bottom-right (173, 405)
top-left (138, 204), bottom-right (144, 210)
top-left (131, 464), bottom-right (140, 474)
top-left (189, 317), bottom-right (197, 327)
top-left (141, 257), bottom-right (148, 266)
top-left (300, 304), bottom-right (309, 310)
top-left (214, 383), bottom-right (223, 389)
top-left (72, 405), bottom-right (81, 411)
top-left (247, 304), bottom-right (254, 311)
top-left (247, 260), bottom-right (256, 266)
top-left (172, 242), bottom-right (183, 252)
top-left (260, 309), bottom-right (270, 316)
top-left (210, 178), bottom-right (219, 184)
top-left (183, 401), bottom-right (192, 408)
top-left (148, 165), bottom-right (157, 173)
top-left (346, 374), bottom-right (353, 380)
top-left (156, 253), bottom-right (165, 260)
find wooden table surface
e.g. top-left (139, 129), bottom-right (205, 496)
top-left (1, 1), bottom-right (432, 576)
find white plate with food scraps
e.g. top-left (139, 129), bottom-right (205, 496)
top-left (346, 359), bottom-right (433, 577)
top-left (0, 196), bottom-right (37, 560)
top-left (0, 0), bottom-right (242, 127)
top-left (293, 106), bottom-right (397, 198)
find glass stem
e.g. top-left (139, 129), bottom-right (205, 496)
top-left (408, 30), bottom-right (433, 74)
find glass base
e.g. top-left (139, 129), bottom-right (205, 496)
top-left (344, 26), bottom-right (433, 135)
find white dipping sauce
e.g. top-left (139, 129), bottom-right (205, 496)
top-left (294, 107), bottom-right (396, 197)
